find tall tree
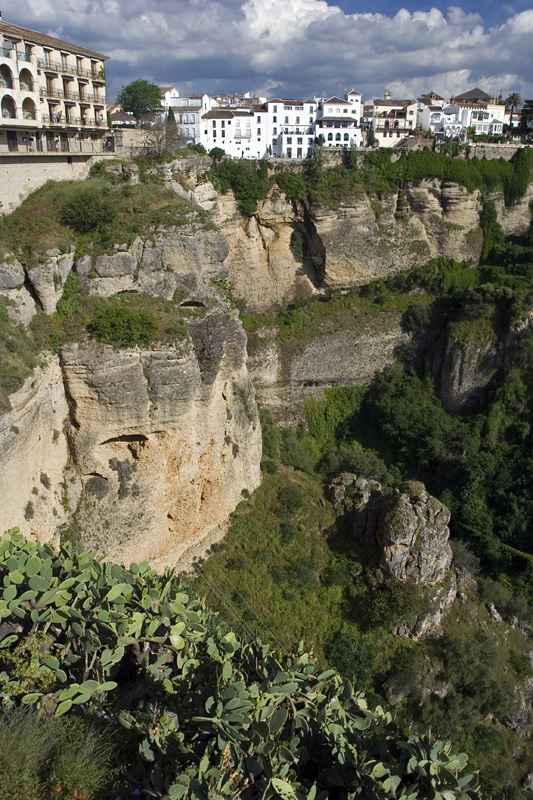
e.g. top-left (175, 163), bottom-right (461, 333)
top-left (504, 92), bottom-right (521, 128)
top-left (116, 79), bottom-right (163, 123)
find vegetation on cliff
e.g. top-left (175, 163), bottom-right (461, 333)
top-left (0, 530), bottom-right (480, 800)
top-left (207, 146), bottom-right (533, 214)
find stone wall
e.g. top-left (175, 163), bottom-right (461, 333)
top-left (0, 154), bottom-right (104, 214)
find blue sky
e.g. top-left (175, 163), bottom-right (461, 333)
top-left (5, 1), bottom-right (533, 103)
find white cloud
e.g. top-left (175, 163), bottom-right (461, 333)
top-left (7, 0), bottom-right (533, 102)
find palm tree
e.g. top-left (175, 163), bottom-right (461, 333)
top-left (504, 92), bottom-right (521, 128)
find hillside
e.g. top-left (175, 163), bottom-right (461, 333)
top-left (1, 145), bottom-right (533, 797)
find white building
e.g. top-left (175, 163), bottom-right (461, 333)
top-left (201, 106), bottom-right (269, 159)
top-left (265, 98), bottom-right (316, 158)
top-left (0, 14), bottom-right (109, 155)
top-left (315, 91), bottom-right (362, 149)
top-left (371, 96), bottom-right (418, 147)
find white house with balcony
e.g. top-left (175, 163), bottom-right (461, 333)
top-left (0, 15), bottom-right (109, 155)
top-left (371, 97), bottom-right (418, 147)
top-left (315, 91), bottom-right (362, 149)
top-left (265, 99), bottom-right (316, 158)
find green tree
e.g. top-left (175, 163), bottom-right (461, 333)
top-left (504, 92), bottom-right (521, 128)
top-left (116, 79), bottom-right (163, 123)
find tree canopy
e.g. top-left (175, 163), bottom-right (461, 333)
top-left (116, 79), bottom-right (163, 122)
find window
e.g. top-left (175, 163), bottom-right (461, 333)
top-left (284, 105), bottom-right (292, 110)
top-left (273, 115), bottom-right (277, 122)
top-left (409, 110), bottom-right (414, 115)
top-left (221, 130), bottom-right (225, 137)
top-left (257, 129), bottom-right (261, 136)
top-left (336, 108), bottom-right (340, 113)
top-left (344, 133), bottom-right (349, 140)
top-left (221, 120), bottom-right (225, 127)
top-left (212, 120), bottom-right (216, 127)
top-left (309, 116), bottom-right (313, 123)
top-left (296, 116), bottom-right (300, 124)
top-left (273, 127), bottom-right (277, 134)
top-left (284, 116), bottom-right (289, 124)
top-left (335, 132), bottom-right (341, 140)
top-left (343, 108), bottom-right (348, 113)
top-left (297, 137), bottom-right (302, 144)
top-left (273, 105), bottom-right (277, 112)
top-left (287, 137), bottom-right (292, 143)
top-left (308, 138), bottom-right (313, 144)
top-left (328, 133), bottom-right (333, 141)
top-left (61, 52), bottom-right (68, 70)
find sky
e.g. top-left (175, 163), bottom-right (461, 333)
top-left (4, 1), bottom-right (533, 104)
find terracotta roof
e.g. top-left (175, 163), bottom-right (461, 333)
top-left (0, 19), bottom-right (108, 60)
top-left (324, 96), bottom-right (349, 104)
top-left (189, 93), bottom-right (206, 98)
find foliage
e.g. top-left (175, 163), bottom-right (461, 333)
top-left (0, 531), bottom-right (481, 800)
top-left (0, 708), bottom-right (116, 800)
top-left (209, 147), bottom-right (225, 162)
top-left (208, 159), bottom-right (269, 216)
top-left (59, 186), bottom-right (116, 234)
top-left (289, 229), bottom-right (306, 262)
top-left (86, 305), bottom-right (157, 347)
top-left (116, 79), bottom-right (163, 121)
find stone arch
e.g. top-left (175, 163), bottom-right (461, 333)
top-left (0, 64), bottom-right (13, 89)
top-left (344, 132), bottom-right (349, 141)
top-left (22, 97), bottom-right (36, 120)
top-left (19, 68), bottom-right (33, 92)
top-left (335, 132), bottom-right (341, 141)
top-left (1, 95), bottom-right (16, 118)
top-left (327, 132), bottom-right (333, 141)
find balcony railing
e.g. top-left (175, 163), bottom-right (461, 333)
top-left (41, 113), bottom-right (106, 127)
top-left (37, 59), bottom-right (103, 80)
top-left (16, 52), bottom-right (31, 62)
top-left (0, 46), bottom-right (12, 58)
top-left (0, 78), bottom-right (13, 89)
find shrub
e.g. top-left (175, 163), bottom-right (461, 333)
top-left (87, 306), bottom-right (157, 347)
top-left (279, 521), bottom-right (298, 543)
top-left (60, 187), bottom-right (116, 233)
top-left (402, 303), bottom-right (432, 332)
top-left (276, 484), bottom-right (303, 516)
top-left (326, 629), bottom-right (376, 687)
top-left (290, 229), bottom-right (305, 262)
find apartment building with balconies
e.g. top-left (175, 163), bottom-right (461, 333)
top-left (315, 91), bottom-right (362, 149)
top-left (0, 15), bottom-right (109, 155)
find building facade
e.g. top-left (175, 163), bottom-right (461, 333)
top-left (0, 16), bottom-right (109, 155)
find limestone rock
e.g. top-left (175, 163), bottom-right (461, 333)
top-left (27, 249), bottom-right (75, 314)
top-left (433, 330), bottom-right (499, 411)
top-left (0, 258), bottom-right (24, 289)
top-left (59, 307), bottom-right (261, 568)
top-left (369, 481), bottom-right (452, 584)
top-left (328, 473), bottom-right (381, 516)
top-left (0, 357), bottom-right (71, 541)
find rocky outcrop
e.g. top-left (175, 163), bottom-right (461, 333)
top-left (329, 475), bottom-right (455, 638)
top-left (362, 481), bottom-right (453, 584)
top-left (0, 308), bottom-right (261, 569)
top-left (59, 307), bottom-right (261, 567)
top-left (248, 311), bottom-right (410, 423)
top-left (309, 179), bottom-right (484, 290)
top-left (0, 357), bottom-right (71, 541)
top-left (211, 187), bottom-right (316, 312)
top-left (75, 227), bottom-right (230, 303)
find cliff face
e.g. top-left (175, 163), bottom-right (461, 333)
top-left (308, 180), bottom-right (483, 288)
top-left (248, 311), bottom-right (409, 423)
top-left (60, 309), bottom-right (261, 567)
top-left (0, 310), bottom-right (260, 567)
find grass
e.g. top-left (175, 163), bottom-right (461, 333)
top-left (0, 708), bottom-right (117, 800)
top-left (0, 175), bottom-right (209, 265)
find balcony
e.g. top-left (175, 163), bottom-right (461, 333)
top-left (0, 46), bottom-right (12, 58)
top-left (37, 59), bottom-right (103, 80)
top-left (40, 87), bottom-right (64, 99)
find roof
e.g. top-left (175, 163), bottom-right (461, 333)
top-left (0, 19), bottom-right (109, 60)
top-left (374, 99), bottom-right (415, 107)
top-left (450, 88), bottom-right (493, 104)
top-left (170, 106), bottom-right (200, 114)
top-left (324, 96), bottom-right (349, 104)
top-left (189, 93), bottom-right (206, 98)
top-left (202, 109), bottom-right (236, 120)
top-left (159, 86), bottom-right (177, 94)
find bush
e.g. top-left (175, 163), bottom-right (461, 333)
top-left (326, 630), bottom-right (376, 687)
top-left (279, 521), bottom-right (298, 543)
top-left (87, 306), bottom-right (157, 347)
top-left (402, 303), bottom-right (432, 332)
top-left (60, 187), bottom-right (116, 233)
top-left (276, 484), bottom-right (303, 516)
